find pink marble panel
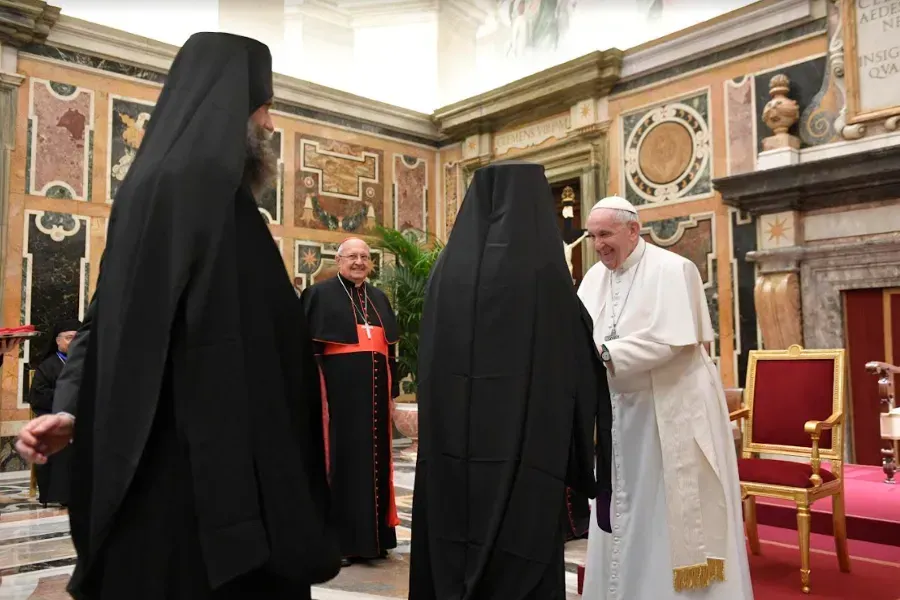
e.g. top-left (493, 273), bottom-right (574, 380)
top-left (725, 76), bottom-right (755, 176)
top-left (443, 162), bottom-right (460, 235)
top-left (393, 155), bottom-right (427, 235)
top-left (27, 80), bottom-right (93, 200)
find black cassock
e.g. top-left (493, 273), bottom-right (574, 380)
top-left (409, 161), bottom-right (613, 600)
top-left (301, 274), bottom-right (400, 559)
top-left (27, 353), bottom-right (72, 505)
top-left (67, 33), bottom-right (340, 600)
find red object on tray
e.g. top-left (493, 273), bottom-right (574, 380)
top-left (577, 564), bottom-right (584, 594)
top-left (0, 325), bottom-right (35, 334)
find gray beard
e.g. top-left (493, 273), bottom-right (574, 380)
top-left (244, 121), bottom-right (278, 199)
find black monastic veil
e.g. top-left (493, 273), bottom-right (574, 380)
top-left (68, 32), bottom-right (340, 598)
top-left (410, 162), bottom-right (613, 600)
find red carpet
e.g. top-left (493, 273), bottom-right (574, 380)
top-left (751, 533), bottom-right (899, 599)
top-left (756, 464), bottom-right (900, 547)
top-left (575, 525), bottom-right (900, 597)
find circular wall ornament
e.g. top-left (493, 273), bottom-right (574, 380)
top-left (624, 102), bottom-right (711, 204)
top-left (638, 122), bottom-right (693, 184)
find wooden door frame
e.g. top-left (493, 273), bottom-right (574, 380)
top-left (884, 288), bottom-right (900, 462)
top-left (458, 128), bottom-right (609, 272)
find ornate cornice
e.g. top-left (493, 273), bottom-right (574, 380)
top-left (40, 15), bottom-right (441, 145)
top-left (432, 50), bottom-right (623, 140)
top-left (0, 0), bottom-right (60, 47)
top-left (714, 143), bottom-right (900, 216)
top-left (0, 71), bottom-right (25, 88)
top-left (619, 0), bottom-right (815, 82)
top-left (272, 74), bottom-right (438, 143)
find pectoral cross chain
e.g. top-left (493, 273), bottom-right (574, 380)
top-left (364, 322), bottom-right (372, 339)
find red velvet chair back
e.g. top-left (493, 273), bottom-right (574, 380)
top-left (745, 346), bottom-right (845, 460)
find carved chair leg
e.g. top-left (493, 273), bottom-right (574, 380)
top-left (831, 491), bottom-right (852, 573)
top-left (743, 495), bottom-right (761, 555)
top-left (797, 504), bottom-right (812, 594)
top-left (29, 464), bottom-right (37, 499)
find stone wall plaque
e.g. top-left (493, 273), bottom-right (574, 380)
top-left (842, 0), bottom-right (900, 124)
top-left (493, 115), bottom-right (570, 156)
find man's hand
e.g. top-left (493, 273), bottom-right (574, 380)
top-left (15, 414), bottom-right (74, 464)
top-left (0, 338), bottom-right (22, 355)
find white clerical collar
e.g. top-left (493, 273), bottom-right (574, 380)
top-left (616, 238), bottom-right (646, 274)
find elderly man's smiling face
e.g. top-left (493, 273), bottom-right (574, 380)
top-left (585, 208), bottom-right (641, 270)
top-left (337, 238), bottom-right (372, 285)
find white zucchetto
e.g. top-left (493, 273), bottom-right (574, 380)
top-left (590, 195), bottom-right (638, 214)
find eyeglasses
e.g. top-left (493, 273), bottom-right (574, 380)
top-left (339, 254), bottom-right (371, 262)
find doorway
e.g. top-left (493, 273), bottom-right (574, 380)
top-left (842, 288), bottom-right (900, 464)
top-left (550, 178), bottom-right (585, 287)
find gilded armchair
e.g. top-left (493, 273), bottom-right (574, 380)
top-left (730, 344), bottom-right (850, 594)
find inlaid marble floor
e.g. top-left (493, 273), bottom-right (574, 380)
top-left (0, 449), bottom-right (585, 599)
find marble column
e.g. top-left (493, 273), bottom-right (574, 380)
top-left (747, 211), bottom-right (804, 350)
top-left (282, 2), bottom-right (354, 91)
top-left (0, 46), bottom-right (24, 314)
top-left (218, 0), bottom-right (285, 55)
top-left (437, 2), bottom-right (488, 106)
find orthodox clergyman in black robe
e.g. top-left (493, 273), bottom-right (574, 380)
top-left (409, 161), bottom-right (613, 600)
top-left (65, 33), bottom-right (340, 599)
top-left (300, 237), bottom-right (401, 566)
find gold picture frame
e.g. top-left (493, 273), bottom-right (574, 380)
top-left (841, 0), bottom-right (900, 125)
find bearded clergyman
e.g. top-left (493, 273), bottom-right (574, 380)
top-left (16, 33), bottom-right (340, 600)
top-left (579, 196), bottom-right (753, 600)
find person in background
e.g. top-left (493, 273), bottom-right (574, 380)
top-left (16, 302), bottom-right (92, 466)
top-left (300, 237), bottom-right (401, 568)
top-left (26, 319), bottom-right (81, 506)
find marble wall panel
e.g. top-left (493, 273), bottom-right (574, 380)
top-left (293, 241), bottom-right (383, 293)
top-left (724, 76), bottom-right (756, 175)
top-left (393, 155), bottom-right (427, 238)
top-left (108, 95), bottom-right (154, 203)
top-left (443, 162), bottom-right (460, 235)
top-left (20, 211), bottom-right (90, 405)
top-left (620, 90), bottom-right (712, 207)
top-left (258, 129), bottom-right (284, 224)
top-left (26, 79), bottom-right (94, 200)
top-left (758, 211), bottom-right (798, 250)
top-left (730, 209), bottom-right (758, 386)
top-left (753, 56), bottom-right (828, 150)
top-left (294, 134), bottom-right (384, 233)
top-left (641, 213), bottom-right (718, 357)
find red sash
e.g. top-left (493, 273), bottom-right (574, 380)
top-left (317, 324), bottom-right (400, 529)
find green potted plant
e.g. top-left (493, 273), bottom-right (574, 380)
top-left (374, 225), bottom-right (443, 455)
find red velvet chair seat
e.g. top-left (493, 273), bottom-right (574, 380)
top-left (738, 457), bottom-right (836, 488)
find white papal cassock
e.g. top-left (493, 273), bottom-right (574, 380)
top-left (578, 238), bottom-right (753, 600)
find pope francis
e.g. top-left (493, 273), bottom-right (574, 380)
top-left (578, 197), bottom-right (753, 600)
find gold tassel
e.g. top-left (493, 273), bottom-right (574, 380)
top-left (672, 558), bottom-right (726, 592)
